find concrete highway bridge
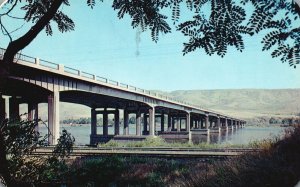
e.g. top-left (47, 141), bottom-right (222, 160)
top-left (0, 48), bottom-right (246, 145)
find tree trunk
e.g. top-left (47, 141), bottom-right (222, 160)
top-left (0, 1), bottom-right (64, 186)
top-left (3, 0), bottom-right (64, 64)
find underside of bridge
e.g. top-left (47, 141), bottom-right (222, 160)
top-left (0, 60), bottom-right (246, 145)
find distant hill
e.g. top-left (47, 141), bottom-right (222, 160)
top-left (166, 89), bottom-right (300, 119)
top-left (20, 89), bottom-right (300, 121)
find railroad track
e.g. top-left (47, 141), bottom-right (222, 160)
top-left (32, 147), bottom-right (260, 159)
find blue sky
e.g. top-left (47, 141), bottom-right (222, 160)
top-left (1, 1), bottom-right (300, 91)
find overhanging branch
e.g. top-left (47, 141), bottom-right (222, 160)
top-left (3, 0), bottom-right (64, 64)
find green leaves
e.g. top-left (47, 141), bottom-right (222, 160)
top-left (179, 1), bottom-right (248, 57)
top-left (113, 0), bottom-right (171, 42)
top-left (20, 0), bottom-right (75, 35)
top-left (112, 0), bottom-right (300, 68)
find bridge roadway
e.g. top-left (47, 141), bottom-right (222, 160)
top-left (33, 147), bottom-right (259, 159)
top-left (0, 48), bottom-right (246, 145)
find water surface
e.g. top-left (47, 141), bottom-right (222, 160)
top-left (39, 124), bottom-right (285, 145)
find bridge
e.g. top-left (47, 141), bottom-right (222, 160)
top-left (0, 48), bottom-right (246, 145)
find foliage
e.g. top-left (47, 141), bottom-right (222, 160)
top-left (1, 1), bottom-right (299, 67)
top-left (70, 155), bottom-right (190, 187)
top-left (0, 116), bottom-right (75, 185)
top-left (80, 127), bottom-right (300, 186)
top-left (112, 0), bottom-right (300, 68)
top-left (1, 0), bottom-right (74, 39)
top-left (100, 136), bottom-right (247, 149)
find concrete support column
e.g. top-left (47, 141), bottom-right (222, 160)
top-left (179, 118), bottom-right (182, 131)
top-left (9, 96), bottom-right (20, 120)
top-left (172, 117), bottom-right (175, 131)
top-left (186, 113), bottom-right (191, 132)
top-left (160, 113), bottom-right (165, 132)
top-left (28, 102), bottom-right (39, 131)
top-left (48, 91), bottom-right (60, 145)
top-left (143, 113), bottom-right (148, 134)
top-left (91, 108), bottom-right (97, 135)
top-left (0, 95), bottom-right (6, 121)
top-left (114, 109), bottom-right (120, 135)
top-left (217, 117), bottom-right (221, 132)
top-left (149, 107), bottom-right (155, 136)
top-left (103, 110), bottom-right (108, 136)
top-left (167, 114), bottom-right (172, 131)
top-left (225, 118), bottom-right (228, 131)
top-left (136, 111), bottom-right (141, 136)
top-left (177, 117), bottom-right (180, 132)
top-left (205, 114), bottom-right (209, 129)
top-left (123, 110), bottom-right (129, 135)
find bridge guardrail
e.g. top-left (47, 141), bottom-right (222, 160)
top-left (81, 71), bottom-right (94, 79)
top-left (108, 79), bottom-right (118, 86)
top-left (40, 59), bottom-right (59, 70)
top-left (0, 47), bottom-right (243, 121)
top-left (96, 76), bottom-right (108, 83)
top-left (65, 66), bottom-right (80, 75)
top-left (119, 83), bottom-right (129, 88)
top-left (18, 54), bottom-right (36, 64)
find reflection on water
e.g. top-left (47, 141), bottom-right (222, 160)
top-left (39, 124), bottom-right (285, 145)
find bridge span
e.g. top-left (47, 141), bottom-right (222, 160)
top-left (0, 48), bottom-right (245, 145)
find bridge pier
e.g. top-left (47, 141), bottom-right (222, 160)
top-left (143, 113), bottom-right (148, 135)
top-left (225, 118), bottom-right (228, 131)
top-left (9, 96), bottom-right (20, 120)
top-left (171, 116), bottom-right (175, 131)
top-left (217, 116), bottom-right (221, 133)
top-left (123, 109), bottom-right (129, 135)
top-left (48, 91), bottom-right (60, 145)
top-left (103, 109), bottom-right (108, 136)
top-left (205, 114), bottom-right (209, 130)
top-left (0, 95), bottom-right (5, 121)
top-left (177, 117), bottom-right (180, 132)
top-left (28, 102), bottom-right (39, 131)
top-left (90, 108), bottom-right (97, 144)
top-left (167, 114), bottom-right (172, 131)
top-left (114, 109), bottom-right (120, 135)
top-left (160, 112), bottom-right (165, 132)
top-left (186, 113), bottom-right (190, 132)
top-left (149, 107), bottom-right (155, 136)
top-left (136, 111), bottom-right (141, 136)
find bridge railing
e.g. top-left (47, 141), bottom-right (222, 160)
top-left (96, 76), bottom-right (108, 83)
top-left (0, 47), bottom-right (234, 118)
top-left (65, 66), bottom-right (80, 76)
top-left (40, 59), bottom-right (59, 70)
top-left (81, 71), bottom-right (94, 79)
top-left (108, 79), bottom-right (118, 86)
top-left (18, 54), bottom-right (36, 64)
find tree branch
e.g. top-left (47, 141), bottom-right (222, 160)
top-left (0, 0), bottom-right (17, 16)
top-left (3, 0), bottom-right (64, 64)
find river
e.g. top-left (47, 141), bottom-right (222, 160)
top-left (38, 124), bottom-right (285, 146)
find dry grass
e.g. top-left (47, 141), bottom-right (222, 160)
top-left (66, 126), bottom-right (300, 186)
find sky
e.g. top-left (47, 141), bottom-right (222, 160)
top-left (1, 1), bottom-right (300, 92)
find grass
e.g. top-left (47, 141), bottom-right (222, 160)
top-left (63, 126), bottom-right (300, 186)
top-left (99, 136), bottom-right (249, 149)
top-left (11, 126), bottom-right (299, 186)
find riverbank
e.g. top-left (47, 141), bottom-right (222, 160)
top-left (47, 126), bottom-right (299, 186)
